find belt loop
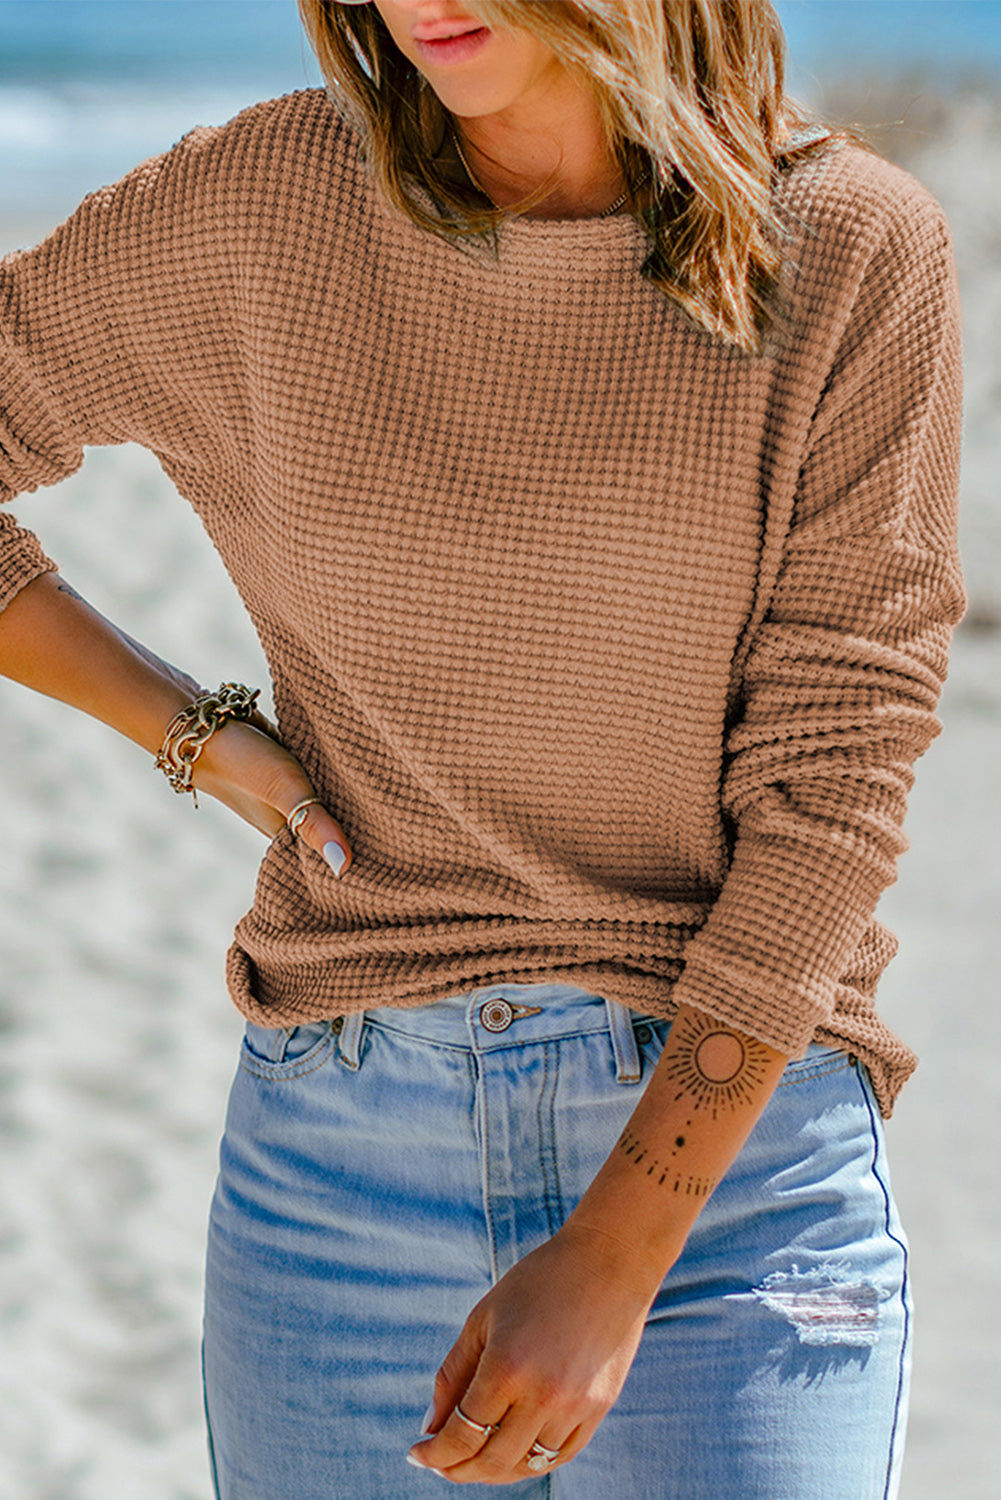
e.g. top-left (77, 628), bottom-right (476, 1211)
top-left (336, 1011), bottom-right (365, 1071)
top-left (606, 998), bottom-right (642, 1085)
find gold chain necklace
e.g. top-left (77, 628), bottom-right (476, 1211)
top-left (449, 126), bottom-right (651, 219)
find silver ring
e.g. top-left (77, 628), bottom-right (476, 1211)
top-left (286, 797), bottom-right (322, 836)
top-left (454, 1405), bottom-right (498, 1437)
top-left (526, 1441), bottom-right (562, 1471)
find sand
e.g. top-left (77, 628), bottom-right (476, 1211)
top-left (1, 82), bottom-right (999, 1500)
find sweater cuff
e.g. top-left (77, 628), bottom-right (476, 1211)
top-left (666, 799), bottom-right (893, 1058)
top-left (0, 514), bottom-right (58, 613)
top-left (668, 951), bottom-right (833, 1060)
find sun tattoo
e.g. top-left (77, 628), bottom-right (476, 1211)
top-left (658, 1009), bottom-right (772, 1119)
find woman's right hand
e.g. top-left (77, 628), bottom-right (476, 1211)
top-left (191, 714), bottom-right (353, 872)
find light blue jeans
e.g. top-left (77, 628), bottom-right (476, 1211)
top-left (202, 982), bottom-right (911, 1498)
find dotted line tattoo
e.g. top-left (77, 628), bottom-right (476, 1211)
top-left (617, 1124), bottom-right (719, 1197)
top-left (614, 1012), bottom-right (773, 1193)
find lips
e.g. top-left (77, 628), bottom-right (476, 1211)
top-left (411, 20), bottom-right (486, 42)
top-left (414, 28), bottom-right (492, 65)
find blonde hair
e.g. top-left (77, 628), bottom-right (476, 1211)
top-left (297, 0), bottom-right (875, 355)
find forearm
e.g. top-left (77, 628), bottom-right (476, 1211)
top-left (0, 569), bottom-right (350, 850)
top-left (0, 571), bottom-right (202, 752)
top-left (564, 1004), bottom-right (789, 1292)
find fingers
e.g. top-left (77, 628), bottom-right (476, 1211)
top-left (407, 1288), bottom-right (609, 1483)
top-left (408, 1321), bottom-right (506, 1476)
top-left (283, 796), bottom-right (353, 877)
top-left (184, 717), bottom-right (356, 861)
top-left (430, 1324), bottom-right (485, 1430)
top-left (410, 1400), bottom-right (586, 1484)
top-left (409, 1350), bottom-right (592, 1483)
top-left (407, 1399), bottom-right (507, 1480)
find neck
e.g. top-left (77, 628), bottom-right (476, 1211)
top-left (447, 123), bottom-right (650, 220)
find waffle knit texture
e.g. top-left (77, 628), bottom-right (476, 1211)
top-left (0, 89), bottom-right (965, 1117)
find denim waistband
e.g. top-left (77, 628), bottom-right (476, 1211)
top-left (340, 982), bottom-right (648, 1084)
top-left (332, 983), bottom-right (841, 1083)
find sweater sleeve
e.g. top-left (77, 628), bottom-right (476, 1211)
top-left (669, 181), bottom-right (966, 1058)
top-left (0, 118), bottom-right (237, 612)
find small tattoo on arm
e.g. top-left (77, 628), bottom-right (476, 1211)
top-left (613, 1014), bottom-right (775, 1195)
top-left (616, 1124), bottom-right (718, 1197)
top-left (56, 577), bottom-right (185, 680)
top-left (656, 1010), bottom-right (772, 1119)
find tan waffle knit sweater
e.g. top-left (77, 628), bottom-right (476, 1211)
top-left (0, 90), bottom-right (965, 1117)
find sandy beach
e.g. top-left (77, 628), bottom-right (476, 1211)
top-left (1, 80), bottom-right (999, 1500)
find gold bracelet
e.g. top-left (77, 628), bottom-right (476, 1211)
top-left (154, 682), bottom-right (260, 807)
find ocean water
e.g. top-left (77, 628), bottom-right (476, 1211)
top-left (1, 0), bottom-right (999, 219)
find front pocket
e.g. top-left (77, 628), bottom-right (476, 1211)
top-left (239, 1019), bottom-right (336, 1080)
top-left (776, 1044), bottom-right (852, 1087)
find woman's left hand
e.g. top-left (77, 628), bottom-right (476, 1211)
top-left (407, 1221), bottom-right (673, 1485)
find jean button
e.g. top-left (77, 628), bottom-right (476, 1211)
top-left (480, 999), bottom-right (514, 1033)
top-left (635, 1023), bottom-right (653, 1045)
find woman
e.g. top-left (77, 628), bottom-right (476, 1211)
top-left (0, 1), bottom-right (964, 1495)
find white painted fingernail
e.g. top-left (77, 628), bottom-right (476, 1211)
top-left (421, 1400), bottom-right (436, 1434)
top-left (406, 1453), bottom-right (445, 1477)
top-left (323, 841), bottom-right (347, 876)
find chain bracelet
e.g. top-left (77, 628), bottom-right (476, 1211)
top-left (154, 682), bottom-right (261, 806)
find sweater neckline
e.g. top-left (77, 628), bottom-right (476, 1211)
top-left (492, 208), bottom-right (648, 236)
top-left (471, 205), bottom-right (652, 284)
top-left (380, 172), bottom-right (652, 281)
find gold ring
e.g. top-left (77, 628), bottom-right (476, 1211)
top-left (286, 797), bottom-right (323, 835)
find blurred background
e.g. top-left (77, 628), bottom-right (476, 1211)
top-left (1, 3), bottom-right (998, 1497)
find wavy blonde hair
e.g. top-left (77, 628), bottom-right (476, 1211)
top-left (297, 0), bottom-right (874, 354)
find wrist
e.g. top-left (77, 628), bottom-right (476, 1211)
top-left (125, 678), bottom-right (202, 757)
top-left (556, 1206), bottom-right (685, 1303)
top-left (153, 683), bottom-right (261, 802)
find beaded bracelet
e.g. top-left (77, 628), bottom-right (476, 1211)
top-left (154, 682), bottom-right (260, 807)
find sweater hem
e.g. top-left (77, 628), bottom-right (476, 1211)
top-left (225, 941), bottom-right (912, 1117)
